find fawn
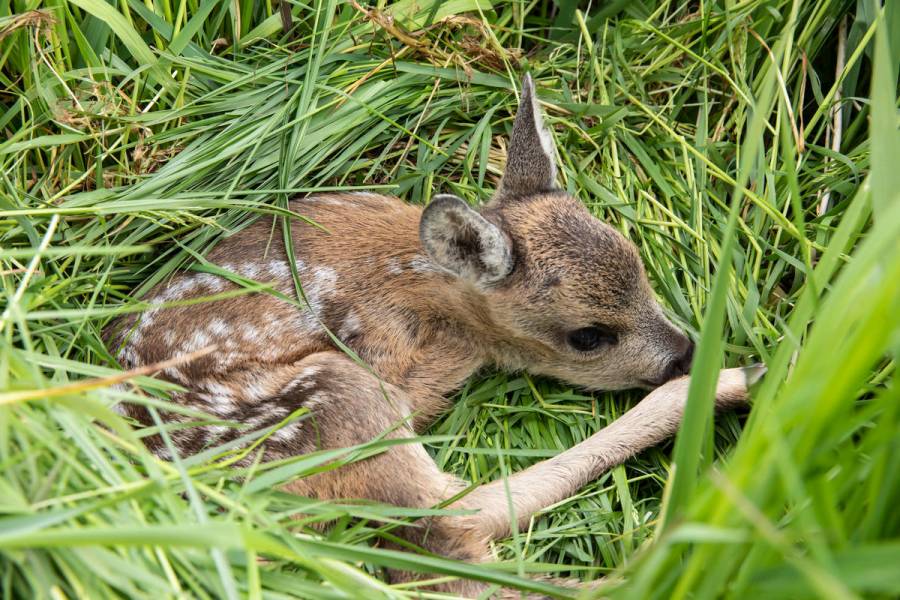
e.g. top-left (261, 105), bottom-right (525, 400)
top-left (107, 75), bottom-right (760, 597)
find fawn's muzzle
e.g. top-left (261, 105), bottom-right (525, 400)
top-left (661, 337), bottom-right (694, 383)
top-left (640, 335), bottom-right (694, 387)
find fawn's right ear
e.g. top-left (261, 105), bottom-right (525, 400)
top-left (497, 74), bottom-right (558, 199)
top-left (419, 194), bottom-right (514, 287)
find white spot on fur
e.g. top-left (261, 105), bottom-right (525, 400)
top-left (117, 345), bottom-right (138, 366)
top-left (302, 365), bottom-right (322, 377)
top-left (311, 266), bottom-right (338, 292)
top-left (126, 326), bottom-right (143, 346)
top-left (283, 365), bottom-right (322, 394)
top-left (409, 255), bottom-right (440, 274)
top-left (247, 404), bottom-right (289, 429)
top-left (386, 258), bottom-right (403, 274)
top-left (245, 380), bottom-right (271, 401)
top-left (203, 381), bottom-right (236, 400)
top-left (207, 318), bottom-right (230, 338)
top-left (338, 311), bottom-right (362, 339)
top-left (292, 266), bottom-right (338, 329)
top-left (136, 310), bottom-right (155, 333)
top-left (138, 277), bottom-right (199, 334)
top-left (194, 273), bottom-right (225, 293)
top-left (267, 261), bottom-right (290, 278)
top-left (304, 196), bottom-right (350, 207)
top-left (184, 330), bottom-right (211, 352)
top-left (239, 263), bottom-right (261, 280)
top-left (162, 366), bottom-right (185, 381)
top-left (240, 322), bottom-right (261, 343)
top-left (304, 392), bottom-right (330, 412)
top-left (197, 392), bottom-right (237, 417)
top-left (161, 278), bottom-right (196, 300)
top-left (271, 405), bottom-right (290, 418)
top-left (204, 424), bottom-right (231, 440)
top-left (271, 420), bottom-right (303, 442)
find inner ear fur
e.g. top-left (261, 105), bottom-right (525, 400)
top-left (497, 73), bottom-right (558, 199)
top-left (419, 194), bottom-right (514, 286)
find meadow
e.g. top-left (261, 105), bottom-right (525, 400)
top-left (1, 0), bottom-right (898, 598)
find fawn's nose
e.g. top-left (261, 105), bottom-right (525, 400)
top-left (662, 337), bottom-right (695, 382)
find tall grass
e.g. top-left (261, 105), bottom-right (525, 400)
top-left (1, 1), bottom-right (898, 598)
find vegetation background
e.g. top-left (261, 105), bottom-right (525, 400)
top-left (1, 0), bottom-right (898, 598)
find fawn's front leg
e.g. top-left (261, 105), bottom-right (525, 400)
top-left (453, 366), bottom-right (763, 541)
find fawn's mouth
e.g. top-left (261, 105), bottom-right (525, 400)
top-left (637, 378), bottom-right (663, 389)
top-left (638, 373), bottom-right (687, 389)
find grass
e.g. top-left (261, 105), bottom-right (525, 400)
top-left (1, 0), bottom-right (898, 598)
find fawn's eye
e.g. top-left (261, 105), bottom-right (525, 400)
top-left (566, 326), bottom-right (618, 352)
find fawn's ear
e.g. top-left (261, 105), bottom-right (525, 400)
top-left (419, 194), bottom-right (514, 286)
top-left (497, 74), bottom-right (558, 198)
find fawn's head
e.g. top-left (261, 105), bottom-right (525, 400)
top-left (419, 75), bottom-right (693, 390)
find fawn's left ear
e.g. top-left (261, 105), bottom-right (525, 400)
top-left (497, 74), bottom-right (558, 198)
top-left (419, 194), bottom-right (514, 287)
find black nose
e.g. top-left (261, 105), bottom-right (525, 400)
top-left (663, 338), bottom-right (695, 382)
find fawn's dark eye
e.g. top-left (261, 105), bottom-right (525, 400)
top-left (566, 326), bottom-right (618, 352)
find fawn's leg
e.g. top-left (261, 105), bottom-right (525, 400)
top-left (451, 366), bottom-right (763, 541)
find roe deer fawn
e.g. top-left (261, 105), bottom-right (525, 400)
top-left (107, 74), bottom-right (761, 597)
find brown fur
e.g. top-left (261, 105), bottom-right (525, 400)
top-left (105, 75), bottom-right (758, 597)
